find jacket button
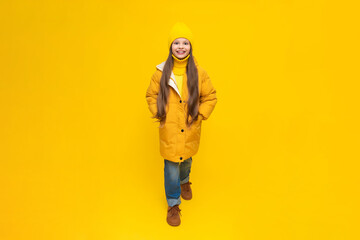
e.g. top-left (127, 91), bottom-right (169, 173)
top-left (180, 157), bottom-right (183, 160)
top-left (181, 129), bottom-right (184, 132)
top-left (180, 100), bottom-right (182, 103)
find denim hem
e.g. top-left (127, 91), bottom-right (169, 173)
top-left (180, 176), bottom-right (189, 185)
top-left (167, 197), bottom-right (181, 207)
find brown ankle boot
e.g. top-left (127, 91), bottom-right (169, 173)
top-left (167, 205), bottom-right (181, 226)
top-left (180, 181), bottom-right (192, 200)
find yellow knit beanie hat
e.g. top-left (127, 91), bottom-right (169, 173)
top-left (168, 22), bottom-right (194, 51)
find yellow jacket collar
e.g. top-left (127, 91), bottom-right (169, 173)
top-left (156, 56), bottom-right (198, 97)
top-left (156, 56), bottom-right (198, 71)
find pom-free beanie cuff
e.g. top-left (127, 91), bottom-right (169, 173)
top-left (168, 22), bottom-right (194, 51)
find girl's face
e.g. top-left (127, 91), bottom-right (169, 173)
top-left (171, 38), bottom-right (191, 59)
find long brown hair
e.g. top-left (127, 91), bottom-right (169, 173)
top-left (155, 44), bottom-right (199, 127)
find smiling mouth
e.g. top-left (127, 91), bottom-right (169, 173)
top-left (177, 51), bottom-right (186, 54)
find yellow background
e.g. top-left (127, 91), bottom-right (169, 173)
top-left (1, 0), bottom-right (359, 239)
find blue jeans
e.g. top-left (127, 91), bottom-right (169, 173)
top-left (164, 157), bottom-right (192, 207)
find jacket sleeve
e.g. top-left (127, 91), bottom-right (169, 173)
top-left (198, 70), bottom-right (217, 120)
top-left (146, 71), bottom-right (160, 117)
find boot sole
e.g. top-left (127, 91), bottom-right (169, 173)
top-left (181, 194), bottom-right (192, 200)
top-left (167, 221), bottom-right (181, 226)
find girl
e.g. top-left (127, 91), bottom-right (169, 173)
top-left (146, 22), bottom-right (217, 226)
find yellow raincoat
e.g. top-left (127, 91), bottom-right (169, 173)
top-left (146, 57), bottom-right (217, 162)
